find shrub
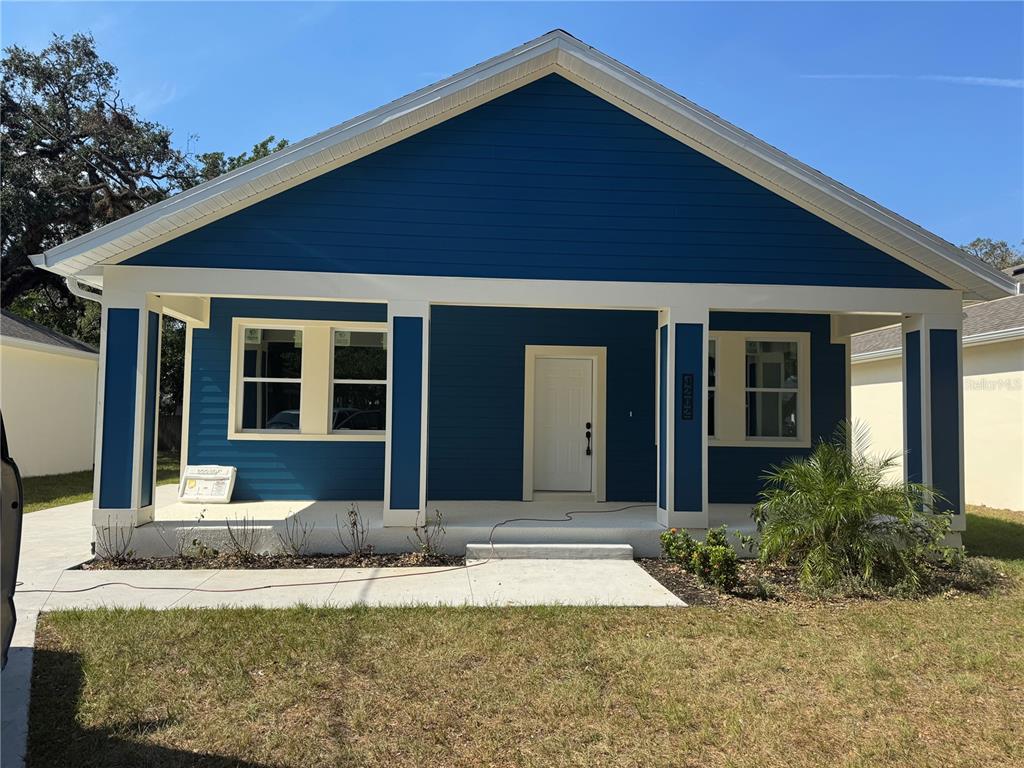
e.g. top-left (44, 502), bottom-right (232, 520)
top-left (704, 525), bottom-right (730, 549)
top-left (753, 422), bottom-right (954, 595)
top-left (691, 544), bottom-right (740, 590)
top-left (660, 528), bottom-right (697, 566)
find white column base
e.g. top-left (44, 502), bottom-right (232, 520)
top-left (92, 506), bottom-right (154, 528)
top-left (382, 508), bottom-right (422, 527)
top-left (657, 508), bottom-right (708, 529)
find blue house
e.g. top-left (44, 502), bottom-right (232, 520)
top-left (35, 31), bottom-right (1016, 554)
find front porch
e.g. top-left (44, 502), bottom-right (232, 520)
top-left (89, 269), bottom-right (970, 555)
top-left (135, 489), bottom-right (757, 558)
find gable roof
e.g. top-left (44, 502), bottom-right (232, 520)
top-left (852, 293), bottom-right (1024, 359)
top-left (32, 30), bottom-right (1016, 301)
top-left (0, 309), bottom-right (98, 357)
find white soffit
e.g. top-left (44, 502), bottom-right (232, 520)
top-left (33, 30), bottom-right (1016, 301)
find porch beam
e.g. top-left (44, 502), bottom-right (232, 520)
top-left (104, 266), bottom-right (965, 317)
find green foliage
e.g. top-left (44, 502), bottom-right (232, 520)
top-left (196, 135), bottom-right (290, 181)
top-left (1, 33), bottom-right (286, 416)
top-left (690, 544), bottom-right (740, 590)
top-left (159, 316), bottom-right (185, 414)
top-left (960, 237), bottom-right (1024, 270)
top-left (753, 422), bottom-right (954, 594)
top-left (704, 525), bottom-right (729, 549)
top-left (659, 527), bottom-right (697, 566)
top-left (660, 525), bottom-right (740, 592)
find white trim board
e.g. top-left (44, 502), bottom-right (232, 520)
top-left (102, 267), bottom-right (967, 317)
top-left (522, 345), bottom-right (607, 502)
top-left (0, 335), bottom-right (98, 361)
top-left (33, 31), bottom-right (1014, 301)
top-left (852, 325), bottom-right (1024, 362)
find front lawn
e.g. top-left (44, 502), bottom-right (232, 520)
top-left (21, 454), bottom-right (180, 513)
top-left (27, 507), bottom-right (1024, 767)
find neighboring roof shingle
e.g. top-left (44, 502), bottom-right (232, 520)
top-left (0, 309), bottom-right (98, 354)
top-left (851, 294), bottom-right (1024, 356)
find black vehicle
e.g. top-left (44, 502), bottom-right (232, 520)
top-left (1, 413), bottom-right (24, 669)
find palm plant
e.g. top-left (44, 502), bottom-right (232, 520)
top-left (753, 422), bottom-right (953, 594)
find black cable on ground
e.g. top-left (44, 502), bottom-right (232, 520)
top-left (18, 503), bottom-right (655, 595)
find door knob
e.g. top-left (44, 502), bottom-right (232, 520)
top-left (585, 429), bottom-right (592, 456)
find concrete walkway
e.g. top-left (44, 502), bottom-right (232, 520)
top-left (1, 488), bottom-right (682, 767)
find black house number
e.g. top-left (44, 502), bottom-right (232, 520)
top-left (680, 373), bottom-right (694, 421)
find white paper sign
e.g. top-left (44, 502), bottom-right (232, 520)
top-left (178, 465), bottom-right (237, 503)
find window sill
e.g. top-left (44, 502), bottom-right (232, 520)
top-left (709, 437), bottom-right (811, 449)
top-left (228, 431), bottom-right (386, 442)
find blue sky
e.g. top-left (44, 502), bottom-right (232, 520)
top-left (4, 1), bottom-right (1022, 247)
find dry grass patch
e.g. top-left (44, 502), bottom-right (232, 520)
top-left (30, 583), bottom-right (1024, 767)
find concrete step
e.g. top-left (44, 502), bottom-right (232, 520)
top-left (465, 542), bottom-right (634, 560)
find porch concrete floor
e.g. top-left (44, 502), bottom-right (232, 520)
top-left (153, 493), bottom-right (759, 557)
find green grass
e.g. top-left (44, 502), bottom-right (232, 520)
top-left (27, 507), bottom-right (1024, 768)
top-left (964, 505), bottom-right (1024, 570)
top-left (22, 454), bottom-right (180, 513)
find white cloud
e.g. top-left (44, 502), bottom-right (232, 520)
top-left (129, 82), bottom-right (179, 116)
top-left (801, 73), bottom-right (1022, 89)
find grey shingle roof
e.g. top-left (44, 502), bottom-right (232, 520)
top-left (851, 294), bottom-right (1024, 356)
top-left (0, 309), bottom-right (98, 354)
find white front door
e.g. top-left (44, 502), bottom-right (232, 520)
top-left (533, 357), bottom-right (593, 492)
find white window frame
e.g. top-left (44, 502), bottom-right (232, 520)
top-left (708, 330), bottom-right (811, 448)
top-left (330, 328), bottom-right (388, 435)
top-left (238, 324), bottom-right (304, 434)
top-left (227, 317), bottom-right (388, 442)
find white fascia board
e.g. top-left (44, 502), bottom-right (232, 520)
top-left (102, 265), bottom-right (964, 318)
top-left (35, 31), bottom-right (1016, 302)
top-left (851, 325), bottom-right (1024, 362)
top-left (0, 335), bottom-right (99, 361)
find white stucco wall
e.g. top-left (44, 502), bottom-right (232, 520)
top-left (0, 342), bottom-right (98, 477)
top-left (852, 338), bottom-right (1024, 511)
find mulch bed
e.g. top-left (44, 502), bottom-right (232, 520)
top-left (79, 550), bottom-right (464, 571)
top-left (638, 558), bottom-right (806, 607)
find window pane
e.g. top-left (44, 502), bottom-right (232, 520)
top-left (242, 381), bottom-right (301, 430)
top-left (708, 339), bottom-right (716, 388)
top-left (244, 328), bottom-right (302, 379)
top-left (334, 331), bottom-right (386, 380)
top-left (332, 383), bottom-right (386, 431)
top-left (745, 340), bottom-right (798, 390)
top-left (746, 391), bottom-right (798, 438)
top-left (708, 389), bottom-right (715, 437)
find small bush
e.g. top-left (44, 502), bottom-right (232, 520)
top-left (691, 544), bottom-right (740, 590)
top-left (704, 525), bottom-right (729, 549)
top-left (753, 421), bottom-right (955, 596)
top-left (661, 525), bottom-right (741, 593)
top-left (659, 527), bottom-right (697, 566)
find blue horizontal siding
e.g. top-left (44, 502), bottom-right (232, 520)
top-left (128, 75), bottom-right (942, 290)
top-left (187, 298), bottom-right (387, 500)
top-left (428, 306), bottom-right (658, 501)
top-left (707, 312), bottom-right (847, 504)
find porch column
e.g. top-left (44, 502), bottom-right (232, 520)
top-left (383, 301), bottom-right (430, 526)
top-left (657, 307), bottom-right (709, 530)
top-left (901, 312), bottom-right (965, 525)
top-left (93, 295), bottom-right (162, 530)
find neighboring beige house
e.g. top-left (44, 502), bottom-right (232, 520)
top-left (0, 310), bottom-right (99, 477)
top-left (852, 293), bottom-right (1024, 512)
